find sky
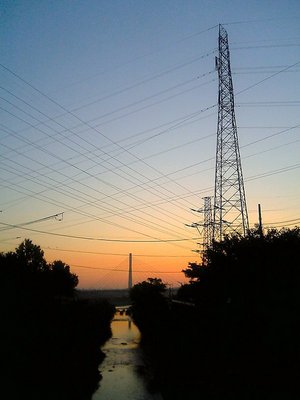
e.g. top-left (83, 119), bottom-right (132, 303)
top-left (0, 0), bottom-right (299, 289)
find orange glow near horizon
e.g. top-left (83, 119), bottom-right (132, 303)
top-left (1, 201), bottom-right (299, 289)
top-left (44, 242), bottom-right (194, 289)
top-left (1, 4), bottom-right (299, 290)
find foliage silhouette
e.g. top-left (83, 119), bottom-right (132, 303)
top-left (50, 260), bottom-right (79, 296)
top-left (0, 239), bottom-right (115, 400)
top-left (132, 228), bottom-right (300, 399)
top-left (130, 277), bottom-right (168, 343)
top-left (15, 238), bottom-right (48, 272)
top-left (0, 239), bottom-right (78, 299)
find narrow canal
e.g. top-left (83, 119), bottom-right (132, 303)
top-left (92, 308), bottom-right (162, 400)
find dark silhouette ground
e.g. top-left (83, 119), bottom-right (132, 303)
top-left (1, 297), bottom-right (115, 400)
top-left (0, 240), bottom-right (115, 400)
top-left (131, 229), bottom-right (300, 400)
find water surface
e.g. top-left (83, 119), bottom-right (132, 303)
top-left (92, 309), bottom-right (162, 400)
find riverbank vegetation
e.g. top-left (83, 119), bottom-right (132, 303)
top-left (130, 228), bottom-right (300, 399)
top-left (0, 239), bottom-right (115, 400)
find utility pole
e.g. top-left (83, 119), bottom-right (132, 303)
top-left (128, 253), bottom-right (133, 290)
top-left (213, 24), bottom-right (249, 242)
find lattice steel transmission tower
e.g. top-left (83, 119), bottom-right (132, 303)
top-left (213, 24), bottom-right (249, 242)
top-left (202, 196), bottom-right (213, 253)
top-left (189, 196), bottom-right (213, 261)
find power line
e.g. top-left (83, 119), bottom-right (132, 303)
top-left (1, 134), bottom-right (298, 229)
top-left (0, 81), bottom-right (217, 196)
top-left (84, 78), bottom-right (216, 129)
top-left (223, 16), bottom-right (300, 26)
top-left (70, 54), bottom-right (216, 114)
top-left (246, 163), bottom-right (300, 182)
top-left (237, 102), bottom-right (300, 107)
top-left (264, 217), bottom-right (300, 225)
top-left (0, 115), bottom-right (200, 238)
top-left (4, 111), bottom-right (293, 221)
top-left (0, 75), bottom-right (216, 219)
top-left (0, 28), bottom-right (298, 255)
top-left (0, 212), bottom-right (63, 232)
top-left (0, 111), bottom-right (216, 244)
top-left (235, 61), bottom-right (300, 96)
top-left (131, 125), bottom-right (300, 186)
top-left (0, 165), bottom-right (196, 251)
top-left (70, 263), bottom-right (183, 273)
top-left (0, 222), bottom-right (198, 243)
top-left (0, 158), bottom-right (198, 253)
top-left (1, 52), bottom-right (298, 241)
top-left (1, 58), bottom-right (298, 219)
top-left (1, 162), bottom-right (299, 244)
top-left (5, 128), bottom-right (297, 219)
top-left (49, 25), bottom-right (217, 96)
top-left (45, 246), bottom-right (192, 257)
top-left (265, 222), bottom-right (300, 228)
top-left (232, 44), bottom-right (300, 50)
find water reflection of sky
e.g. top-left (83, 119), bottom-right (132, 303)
top-left (107, 318), bottom-right (140, 349)
top-left (92, 311), bottom-right (161, 399)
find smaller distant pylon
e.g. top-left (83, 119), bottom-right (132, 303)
top-left (187, 196), bottom-right (213, 263)
top-left (202, 196), bottom-right (213, 257)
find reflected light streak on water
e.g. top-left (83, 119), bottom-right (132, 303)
top-left (92, 310), bottom-right (162, 400)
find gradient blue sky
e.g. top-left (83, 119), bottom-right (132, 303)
top-left (0, 1), bottom-right (299, 288)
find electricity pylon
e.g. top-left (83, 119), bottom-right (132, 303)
top-left (202, 196), bottom-right (213, 253)
top-left (189, 196), bottom-right (213, 262)
top-left (213, 24), bottom-right (249, 242)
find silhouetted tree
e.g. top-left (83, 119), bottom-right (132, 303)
top-left (180, 228), bottom-right (300, 306)
top-left (15, 239), bottom-right (47, 272)
top-left (130, 277), bottom-right (166, 306)
top-left (182, 262), bottom-right (202, 281)
top-left (0, 239), bottom-right (78, 299)
top-left (130, 277), bottom-right (168, 333)
top-left (0, 251), bottom-right (20, 299)
top-left (177, 227), bottom-right (300, 396)
top-left (0, 239), bottom-right (114, 400)
top-left (50, 260), bottom-right (79, 296)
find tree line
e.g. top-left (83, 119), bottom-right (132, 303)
top-left (0, 239), bottom-right (115, 400)
top-left (129, 228), bottom-right (300, 399)
top-left (0, 238), bottom-right (78, 299)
